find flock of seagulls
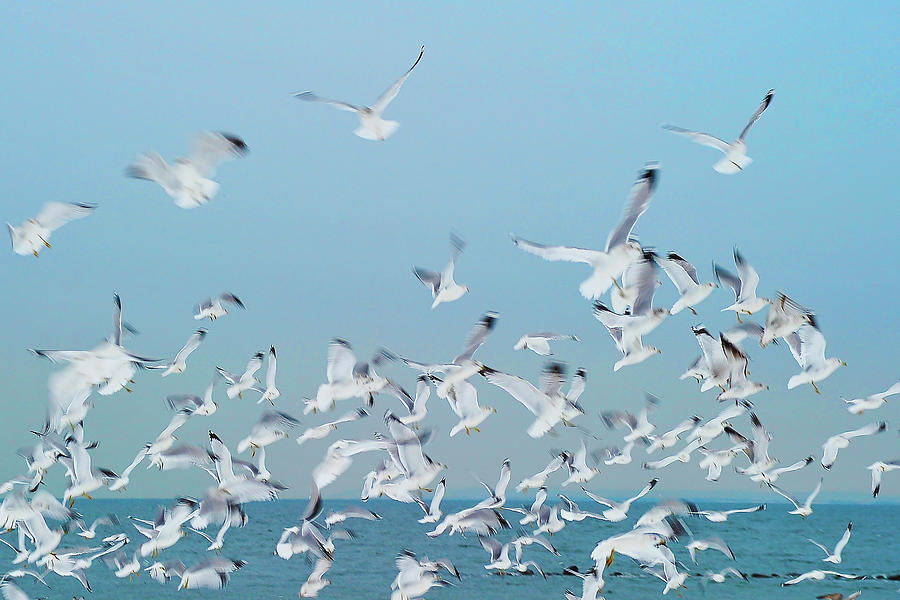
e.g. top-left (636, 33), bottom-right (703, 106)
top-left (3, 44), bottom-right (896, 600)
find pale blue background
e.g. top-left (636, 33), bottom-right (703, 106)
top-left (1, 3), bottom-right (897, 502)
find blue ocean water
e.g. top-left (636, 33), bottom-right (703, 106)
top-left (13, 499), bottom-right (898, 599)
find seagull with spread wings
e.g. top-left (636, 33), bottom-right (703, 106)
top-left (127, 131), bottom-right (248, 208)
top-left (512, 164), bottom-right (658, 299)
top-left (296, 46), bottom-right (424, 141)
top-left (663, 89), bottom-right (774, 173)
top-left (8, 202), bottom-right (96, 257)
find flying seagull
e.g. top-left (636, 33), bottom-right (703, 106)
top-left (127, 131), bottom-right (248, 208)
top-left (296, 46), bottom-right (424, 141)
top-left (413, 233), bottom-right (469, 309)
top-left (512, 163), bottom-right (659, 299)
top-left (8, 202), bottom-right (96, 257)
top-left (663, 89), bottom-right (774, 173)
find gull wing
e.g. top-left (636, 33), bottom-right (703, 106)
top-left (660, 252), bottom-right (701, 293)
top-left (413, 266), bottom-right (441, 295)
top-left (372, 46), bottom-right (424, 114)
top-left (454, 311), bottom-right (499, 363)
top-left (738, 89), bottom-right (775, 141)
top-left (35, 202), bottom-right (96, 232)
top-left (173, 329), bottom-right (207, 365)
top-left (294, 91), bottom-right (360, 112)
top-left (190, 131), bottom-right (248, 178)
top-left (733, 248), bottom-right (760, 303)
top-left (512, 236), bottom-right (604, 264)
top-left (326, 339), bottom-right (357, 384)
top-left (663, 125), bottom-right (730, 152)
top-left (605, 164), bottom-right (659, 252)
top-left (714, 263), bottom-right (742, 300)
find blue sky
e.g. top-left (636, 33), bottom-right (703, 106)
top-left (1, 3), bottom-right (897, 501)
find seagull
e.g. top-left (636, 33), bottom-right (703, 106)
top-left (148, 329), bottom-right (206, 376)
top-left (694, 504), bottom-right (765, 522)
top-left (8, 202), bottom-right (96, 257)
top-left (816, 593), bottom-right (862, 600)
top-left (176, 557), bottom-right (246, 590)
top-left (706, 567), bottom-right (748, 583)
top-left (715, 248), bottom-right (769, 320)
top-left (296, 408), bottom-right (368, 446)
top-left (581, 479), bottom-right (658, 522)
top-left (844, 380), bottom-right (900, 415)
top-left (808, 521), bottom-right (852, 564)
top-left (595, 315), bottom-right (660, 371)
top-left (194, 293), bottom-right (245, 321)
top-left (217, 352), bottom-right (264, 400)
top-left (324, 506), bottom-right (381, 528)
top-left (446, 378), bottom-right (496, 437)
top-left (769, 477), bottom-right (823, 517)
top-left (643, 439), bottom-right (703, 470)
top-left (663, 89), bottom-right (774, 174)
top-left (413, 233), bottom-right (469, 309)
top-left (299, 556), bottom-right (334, 598)
top-left (697, 445), bottom-right (744, 481)
top-left (479, 362), bottom-right (583, 438)
top-left (391, 549), bottom-right (456, 600)
top-left (716, 334), bottom-right (768, 401)
top-left (686, 536), bottom-right (735, 563)
top-left (254, 346), bottom-right (280, 404)
top-left (602, 396), bottom-right (658, 443)
top-left (785, 324), bottom-right (846, 392)
top-left (399, 375), bottom-right (432, 427)
top-left (108, 448), bottom-right (148, 492)
top-left (296, 46), bottom-right (424, 141)
top-left (563, 440), bottom-right (599, 485)
top-left (558, 495), bottom-right (606, 522)
top-left (761, 292), bottom-right (815, 347)
top-left (237, 411), bottom-right (300, 454)
top-left (512, 164), bottom-right (658, 299)
top-left (645, 416), bottom-right (702, 453)
top-left (514, 333), bottom-right (579, 356)
top-left (821, 421), bottom-right (886, 469)
top-left (127, 131), bottom-right (247, 208)
top-left (600, 441), bottom-right (635, 466)
top-left (868, 459), bottom-right (900, 497)
top-left (563, 567), bottom-right (605, 600)
top-left (472, 459), bottom-right (512, 509)
top-left (308, 340), bottom-right (411, 413)
top-left (414, 478), bottom-right (445, 524)
top-left (782, 570), bottom-right (865, 587)
top-left (658, 252), bottom-right (717, 314)
top-left (748, 456), bottom-right (815, 485)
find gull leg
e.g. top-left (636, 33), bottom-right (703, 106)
top-left (473, 428), bottom-right (481, 433)
top-left (611, 278), bottom-right (624, 293)
top-left (736, 312), bottom-right (743, 324)
top-left (811, 381), bottom-right (821, 394)
top-left (32, 250), bottom-right (39, 257)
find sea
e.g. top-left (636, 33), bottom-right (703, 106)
top-left (14, 499), bottom-right (899, 599)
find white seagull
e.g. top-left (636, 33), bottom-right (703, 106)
top-left (148, 328), bottom-right (206, 376)
top-left (514, 332), bottom-right (579, 356)
top-left (781, 570), bottom-right (864, 587)
top-left (512, 164), bottom-right (659, 299)
top-left (768, 477), bottom-right (823, 517)
top-left (658, 252), bottom-right (717, 314)
top-left (413, 233), bottom-right (469, 309)
top-left (581, 478), bottom-right (658, 522)
top-left (217, 352), bottom-right (264, 400)
top-left (8, 202), bottom-right (95, 257)
top-left (296, 46), bottom-right (424, 141)
top-left (821, 421), bottom-right (886, 469)
top-left (844, 379), bottom-right (900, 415)
top-left (760, 292), bottom-right (815, 347)
top-left (808, 521), bottom-right (852, 564)
top-left (715, 248), bottom-right (769, 320)
top-left (255, 345), bottom-right (280, 404)
top-left (127, 131), bottom-right (248, 209)
top-left (194, 292), bottom-right (245, 321)
top-left (868, 459), bottom-right (900, 497)
top-left (784, 324), bottom-right (846, 392)
top-left (663, 88), bottom-right (774, 174)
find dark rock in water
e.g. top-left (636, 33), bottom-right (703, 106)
top-left (887, 574), bottom-right (900, 581)
top-left (611, 571), bottom-right (624, 576)
top-left (750, 573), bottom-right (773, 578)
